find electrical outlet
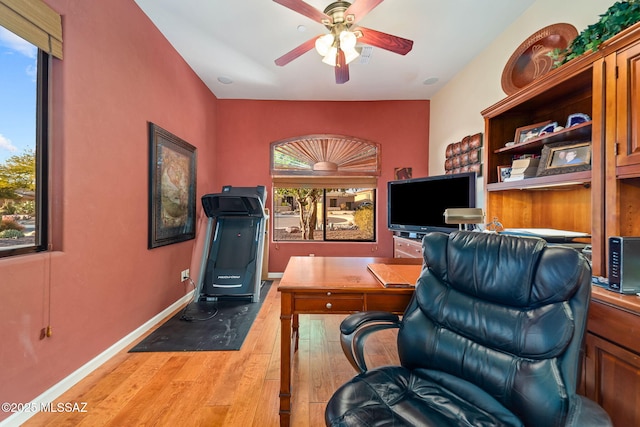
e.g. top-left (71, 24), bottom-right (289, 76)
top-left (181, 269), bottom-right (190, 282)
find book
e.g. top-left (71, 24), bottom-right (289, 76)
top-left (367, 263), bottom-right (423, 288)
top-left (504, 158), bottom-right (540, 181)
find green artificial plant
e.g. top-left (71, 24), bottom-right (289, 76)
top-left (550, 0), bottom-right (640, 67)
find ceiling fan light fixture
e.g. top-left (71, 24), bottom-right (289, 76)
top-left (273, 0), bottom-right (414, 83)
top-left (318, 30), bottom-right (359, 66)
top-left (343, 45), bottom-right (359, 64)
top-left (340, 31), bottom-right (359, 64)
top-left (322, 46), bottom-right (338, 66)
top-left (315, 33), bottom-right (334, 56)
top-left (339, 30), bottom-right (357, 50)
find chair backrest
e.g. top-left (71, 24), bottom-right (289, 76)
top-left (399, 231), bottom-right (592, 427)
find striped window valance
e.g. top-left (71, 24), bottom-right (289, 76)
top-left (271, 134), bottom-right (380, 188)
top-left (0, 0), bottom-right (63, 59)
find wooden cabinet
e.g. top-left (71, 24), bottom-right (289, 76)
top-left (481, 23), bottom-right (640, 277)
top-left (481, 56), bottom-right (603, 274)
top-left (393, 236), bottom-right (422, 258)
top-left (583, 332), bottom-right (640, 427)
top-left (604, 34), bottom-right (640, 252)
top-left (614, 41), bottom-right (640, 170)
top-left (481, 22), bottom-right (640, 426)
top-left (584, 289), bottom-right (640, 427)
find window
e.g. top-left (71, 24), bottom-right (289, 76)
top-left (273, 187), bottom-right (376, 242)
top-left (0, 28), bottom-right (49, 257)
top-left (270, 135), bottom-right (381, 242)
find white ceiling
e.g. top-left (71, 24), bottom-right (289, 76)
top-left (134, 0), bottom-right (535, 101)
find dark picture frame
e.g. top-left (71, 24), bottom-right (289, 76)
top-left (514, 120), bottom-right (553, 144)
top-left (148, 123), bottom-right (197, 249)
top-left (536, 141), bottom-right (591, 177)
top-left (497, 165), bottom-right (512, 182)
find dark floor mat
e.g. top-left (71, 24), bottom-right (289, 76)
top-left (129, 281), bottom-right (271, 352)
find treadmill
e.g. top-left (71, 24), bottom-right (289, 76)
top-left (196, 186), bottom-right (268, 303)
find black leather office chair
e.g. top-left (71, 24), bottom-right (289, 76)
top-left (325, 231), bottom-right (612, 427)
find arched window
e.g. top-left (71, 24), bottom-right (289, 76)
top-left (270, 135), bottom-right (380, 242)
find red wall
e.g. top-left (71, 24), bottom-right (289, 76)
top-left (216, 100), bottom-right (430, 272)
top-left (0, 0), bottom-right (218, 417)
top-left (0, 1), bottom-right (429, 417)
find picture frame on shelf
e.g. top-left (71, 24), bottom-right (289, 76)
top-left (497, 165), bottom-right (512, 182)
top-left (536, 141), bottom-right (591, 177)
top-left (148, 122), bottom-right (197, 249)
top-left (514, 120), bottom-right (553, 144)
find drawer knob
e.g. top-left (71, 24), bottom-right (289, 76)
top-left (326, 292), bottom-right (331, 296)
top-left (326, 302), bottom-right (332, 309)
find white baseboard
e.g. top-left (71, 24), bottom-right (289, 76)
top-left (0, 291), bottom-right (194, 427)
top-left (268, 272), bottom-right (283, 279)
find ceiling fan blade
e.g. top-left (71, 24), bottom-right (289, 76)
top-left (335, 50), bottom-right (349, 84)
top-left (344, 0), bottom-right (384, 26)
top-left (275, 37), bottom-right (318, 66)
top-left (273, 0), bottom-right (331, 24)
top-left (356, 26), bottom-right (413, 55)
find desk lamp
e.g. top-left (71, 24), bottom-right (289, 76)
top-left (444, 208), bottom-right (485, 231)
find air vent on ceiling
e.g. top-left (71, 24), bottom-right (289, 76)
top-left (359, 46), bottom-right (373, 64)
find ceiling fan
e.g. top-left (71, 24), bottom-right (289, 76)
top-left (273, 0), bottom-right (413, 84)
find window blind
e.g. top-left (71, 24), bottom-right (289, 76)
top-left (0, 0), bottom-right (63, 59)
top-left (272, 176), bottom-right (377, 188)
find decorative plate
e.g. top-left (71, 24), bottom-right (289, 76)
top-left (566, 113), bottom-right (591, 127)
top-left (501, 23), bottom-right (578, 95)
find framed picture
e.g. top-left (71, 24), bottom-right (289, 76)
top-left (148, 122), bottom-right (197, 249)
top-left (497, 165), bottom-right (512, 182)
top-left (394, 167), bottom-right (412, 180)
top-left (536, 141), bottom-right (591, 177)
top-left (514, 120), bottom-right (553, 144)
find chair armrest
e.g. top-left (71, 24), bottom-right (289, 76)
top-left (339, 311), bottom-right (401, 373)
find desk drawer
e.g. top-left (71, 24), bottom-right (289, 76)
top-left (366, 293), bottom-right (413, 313)
top-left (294, 292), bottom-right (364, 313)
top-left (393, 236), bottom-right (423, 258)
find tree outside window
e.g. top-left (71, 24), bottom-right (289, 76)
top-left (273, 187), bottom-right (375, 242)
top-left (0, 27), bottom-right (48, 256)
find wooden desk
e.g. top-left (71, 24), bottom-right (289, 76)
top-left (277, 256), bottom-right (422, 427)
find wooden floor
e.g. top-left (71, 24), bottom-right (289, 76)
top-left (24, 282), bottom-right (400, 427)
